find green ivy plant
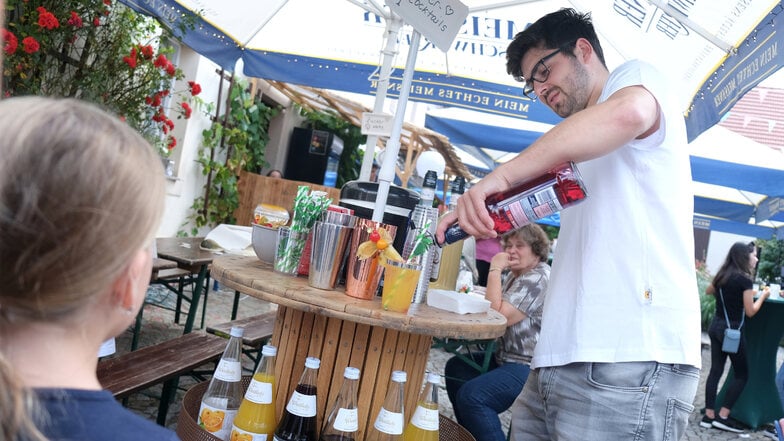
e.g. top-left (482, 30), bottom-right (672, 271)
top-left (185, 78), bottom-right (278, 234)
top-left (757, 238), bottom-right (784, 284)
top-left (298, 105), bottom-right (366, 188)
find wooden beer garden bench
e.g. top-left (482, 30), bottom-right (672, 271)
top-left (205, 310), bottom-right (277, 369)
top-left (97, 331), bottom-right (228, 425)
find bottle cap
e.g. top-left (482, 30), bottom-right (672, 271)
top-left (261, 344), bottom-right (277, 356)
top-left (230, 326), bottom-right (244, 338)
top-left (391, 370), bottom-right (407, 383)
top-left (426, 372), bottom-right (441, 384)
top-left (305, 356), bottom-right (321, 369)
top-left (344, 367), bottom-right (360, 380)
top-left (450, 176), bottom-right (466, 194)
top-left (423, 170), bottom-right (438, 189)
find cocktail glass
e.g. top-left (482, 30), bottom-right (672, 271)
top-left (381, 259), bottom-right (423, 313)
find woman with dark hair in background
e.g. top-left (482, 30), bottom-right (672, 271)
top-left (701, 241), bottom-right (770, 433)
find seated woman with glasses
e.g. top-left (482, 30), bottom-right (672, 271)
top-left (444, 224), bottom-right (551, 441)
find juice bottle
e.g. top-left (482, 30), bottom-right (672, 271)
top-left (367, 370), bottom-right (407, 440)
top-left (231, 344), bottom-right (277, 440)
top-left (198, 326), bottom-right (245, 440)
top-left (403, 372), bottom-right (440, 441)
top-left (274, 357), bottom-right (320, 441)
top-left (318, 367), bottom-right (360, 441)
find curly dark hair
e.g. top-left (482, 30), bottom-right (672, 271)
top-left (506, 8), bottom-right (606, 81)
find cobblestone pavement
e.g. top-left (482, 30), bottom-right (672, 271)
top-left (115, 284), bottom-right (781, 440)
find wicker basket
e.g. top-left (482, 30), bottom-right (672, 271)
top-left (176, 377), bottom-right (475, 441)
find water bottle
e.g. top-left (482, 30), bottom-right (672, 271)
top-left (368, 370), bottom-right (407, 441)
top-left (318, 367), bottom-right (361, 441)
top-left (198, 326), bottom-right (245, 440)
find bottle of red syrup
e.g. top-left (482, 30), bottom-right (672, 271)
top-left (442, 162), bottom-right (587, 245)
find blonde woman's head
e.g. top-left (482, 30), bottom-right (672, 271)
top-left (0, 97), bottom-right (166, 325)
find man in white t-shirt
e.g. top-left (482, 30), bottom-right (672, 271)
top-left (436, 8), bottom-right (701, 441)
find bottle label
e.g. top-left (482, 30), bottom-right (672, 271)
top-left (245, 379), bottom-right (274, 404)
top-left (285, 390), bottom-right (317, 417)
top-left (410, 405), bottom-right (439, 431)
top-left (230, 425), bottom-right (269, 441)
top-left (332, 408), bottom-right (359, 432)
top-left (214, 359), bottom-right (242, 382)
top-left (198, 402), bottom-right (238, 440)
top-left (502, 186), bottom-right (563, 228)
top-left (374, 408), bottom-right (404, 435)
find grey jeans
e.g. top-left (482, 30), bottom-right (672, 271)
top-left (510, 361), bottom-right (700, 441)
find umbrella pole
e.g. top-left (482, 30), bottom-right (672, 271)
top-left (359, 16), bottom-right (403, 181)
top-left (372, 30), bottom-right (422, 222)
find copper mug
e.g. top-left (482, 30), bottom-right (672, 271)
top-left (344, 219), bottom-right (397, 300)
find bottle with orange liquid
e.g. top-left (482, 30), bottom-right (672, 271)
top-left (402, 372), bottom-right (440, 441)
top-left (198, 326), bottom-right (245, 440)
top-left (230, 344), bottom-right (278, 440)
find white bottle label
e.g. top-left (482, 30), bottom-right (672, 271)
top-left (245, 379), bottom-right (274, 404)
top-left (505, 186), bottom-right (562, 228)
top-left (230, 425), bottom-right (269, 441)
top-left (285, 390), bottom-right (317, 417)
top-left (198, 402), bottom-right (238, 440)
top-left (410, 405), bottom-right (439, 431)
top-left (332, 408), bottom-right (359, 432)
top-left (374, 408), bottom-right (404, 434)
top-left (214, 359), bottom-right (242, 382)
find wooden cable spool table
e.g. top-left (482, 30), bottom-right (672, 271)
top-left (211, 255), bottom-right (506, 441)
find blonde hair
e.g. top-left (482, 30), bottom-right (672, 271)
top-left (0, 97), bottom-right (166, 439)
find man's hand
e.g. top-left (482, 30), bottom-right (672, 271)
top-left (435, 173), bottom-right (508, 243)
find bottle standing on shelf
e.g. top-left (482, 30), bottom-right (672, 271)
top-left (402, 372), bottom-right (441, 441)
top-left (442, 161), bottom-right (587, 245)
top-left (430, 176), bottom-right (466, 289)
top-left (231, 344), bottom-right (278, 440)
top-left (274, 357), bottom-right (321, 441)
top-left (368, 370), bottom-right (407, 441)
top-left (318, 367), bottom-right (361, 441)
top-left (198, 326), bottom-right (245, 441)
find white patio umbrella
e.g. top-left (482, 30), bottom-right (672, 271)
top-left (121, 0), bottom-right (784, 218)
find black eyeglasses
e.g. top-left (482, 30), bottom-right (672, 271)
top-left (515, 43), bottom-right (572, 100)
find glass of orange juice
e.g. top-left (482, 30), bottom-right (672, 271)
top-left (381, 259), bottom-right (422, 313)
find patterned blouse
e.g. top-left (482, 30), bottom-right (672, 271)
top-left (496, 261), bottom-right (550, 364)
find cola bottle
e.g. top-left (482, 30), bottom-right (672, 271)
top-left (274, 357), bottom-right (320, 441)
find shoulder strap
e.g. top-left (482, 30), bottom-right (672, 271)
top-left (719, 288), bottom-right (744, 330)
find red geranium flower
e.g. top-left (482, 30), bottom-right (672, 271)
top-left (67, 11), bottom-right (83, 28)
top-left (188, 81), bottom-right (202, 96)
top-left (93, 17), bottom-right (100, 27)
top-left (165, 62), bottom-right (176, 77)
top-left (167, 136), bottom-right (177, 150)
top-left (103, 0), bottom-right (112, 5)
top-left (122, 54), bottom-right (137, 68)
top-left (139, 45), bottom-right (153, 59)
top-left (153, 53), bottom-right (168, 68)
top-left (22, 36), bottom-right (40, 54)
top-left (36, 7), bottom-right (60, 30)
top-left (181, 102), bottom-right (192, 119)
top-left (2, 29), bottom-right (18, 55)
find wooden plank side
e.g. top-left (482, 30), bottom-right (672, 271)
top-left (322, 319), bottom-right (355, 426)
top-left (274, 306), bottom-right (299, 419)
top-left (356, 325), bottom-right (387, 441)
top-left (403, 334), bottom-right (433, 417)
top-left (307, 313), bottom-right (328, 432)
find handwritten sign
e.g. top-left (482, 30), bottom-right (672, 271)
top-left (385, 0), bottom-right (469, 52)
top-left (361, 112), bottom-right (394, 136)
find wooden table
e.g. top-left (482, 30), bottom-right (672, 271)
top-left (211, 254), bottom-right (506, 441)
top-left (155, 237), bottom-right (218, 334)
